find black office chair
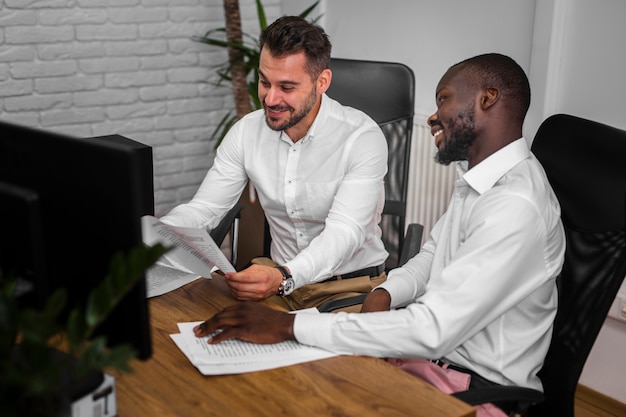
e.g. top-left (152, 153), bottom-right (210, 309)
top-left (261, 58), bottom-right (417, 270)
top-left (452, 114), bottom-right (626, 416)
top-left (325, 57), bottom-right (416, 270)
top-left (209, 203), bottom-right (243, 266)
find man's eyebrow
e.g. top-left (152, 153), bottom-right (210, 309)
top-left (278, 80), bottom-right (299, 87)
top-left (258, 70), bottom-right (300, 86)
top-left (435, 86), bottom-right (450, 97)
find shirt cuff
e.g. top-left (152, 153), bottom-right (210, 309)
top-left (376, 268), bottom-right (424, 308)
top-left (284, 257), bottom-right (315, 288)
top-left (293, 310), bottom-right (336, 348)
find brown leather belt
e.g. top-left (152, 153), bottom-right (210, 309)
top-left (324, 263), bottom-right (385, 281)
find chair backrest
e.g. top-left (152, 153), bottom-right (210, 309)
top-left (529, 114), bottom-right (626, 417)
top-left (326, 58), bottom-right (416, 269)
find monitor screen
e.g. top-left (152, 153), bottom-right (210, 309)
top-left (0, 120), bottom-right (154, 359)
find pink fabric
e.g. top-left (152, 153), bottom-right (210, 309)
top-left (387, 358), bottom-right (508, 417)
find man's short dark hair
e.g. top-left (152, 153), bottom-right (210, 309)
top-left (452, 53), bottom-right (531, 122)
top-left (260, 16), bottom-right (331, 80)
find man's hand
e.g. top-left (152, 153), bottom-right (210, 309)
top-left (223, 264), bottom-right (284, 300)
top-left (360, 288), bottom-right (392, 313)
top-left (193, 302), bottom-right (295, 344)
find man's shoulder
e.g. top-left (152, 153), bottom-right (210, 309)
top-left (323, 94), bottom-right (379, 128)
top-left (229, 108), bottom-right (270, 137)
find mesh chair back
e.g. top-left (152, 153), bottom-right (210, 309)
top-left (326, 58), bottom-right (415, 269)
top-left (530, 114), bottom-right (626, 417)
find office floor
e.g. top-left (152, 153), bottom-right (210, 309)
top-left (575, 400), bottom-right (615, 417)
top-left (575, 386), bottom-right (626, 417)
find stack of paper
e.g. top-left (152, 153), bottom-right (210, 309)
top-left (171, 320), bottom-right (339, 375)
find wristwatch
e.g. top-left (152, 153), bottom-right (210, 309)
top-left (275, 265), bottom-right (295, 296)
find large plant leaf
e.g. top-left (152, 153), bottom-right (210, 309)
top-left (300, 1), bottom-right (321, 20)
top-left (255, 0), bottom-right (267, 31)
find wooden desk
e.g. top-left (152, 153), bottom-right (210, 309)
top-left (114, 276), bottom-right (475, 417)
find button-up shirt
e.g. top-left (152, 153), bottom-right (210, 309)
top-left (161, 94), bottom-right (388, 286)
top-left (295, 138), bottom-right (565, 390)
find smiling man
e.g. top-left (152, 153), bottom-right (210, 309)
top-left (194, 53), bottom-right (566, 417)
top-left (160, 16), bottom-right (388, 310)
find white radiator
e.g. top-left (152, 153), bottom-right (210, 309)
top-left (405, 116), bottom-right (457, 244)
top-left (608, 280), bottom-right (626, 323)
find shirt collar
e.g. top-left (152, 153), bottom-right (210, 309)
top-left (458, 138), bottom-right (530, 194)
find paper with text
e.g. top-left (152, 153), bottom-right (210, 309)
top-left (171, 315), bottom-right (339, 375)
top-left (145, 264), bottom-right (201, 298)
top-left (142, 215), bottom-right (236, 277)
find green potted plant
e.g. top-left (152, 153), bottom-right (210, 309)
top-left (0, 243), bottom-right (169, 417)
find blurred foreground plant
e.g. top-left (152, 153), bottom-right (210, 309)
top-left (0, 243), bottom-right (169, 417)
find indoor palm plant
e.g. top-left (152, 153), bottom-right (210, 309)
top-left (0, 243), bottom-right (169, 417)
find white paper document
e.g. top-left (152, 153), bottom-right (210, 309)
top-left (171, 316), bottom-right (339, 375)
top-left (141, 215), bottom-right (236, 277)
top-left (145, 263), bottom-right (201, 298)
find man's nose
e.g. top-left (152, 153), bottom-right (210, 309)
top-left (264, 87), bottom-right (281, 107)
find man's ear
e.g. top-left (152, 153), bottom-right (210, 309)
top-left (480, 87), bottom-right (500, 111)
top-left (317, 68), bottom-right (332, 94)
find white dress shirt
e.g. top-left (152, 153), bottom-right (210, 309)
top-left (161, 94), bottom-right (389, 287)
top-left (295, 138), bottom-right (565, 390)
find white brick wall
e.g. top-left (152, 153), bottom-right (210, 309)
top-left (0, 0), bottom-right (281, 216)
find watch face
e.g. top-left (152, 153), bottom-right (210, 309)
top-left (283, 278), bottom-right (295, 295)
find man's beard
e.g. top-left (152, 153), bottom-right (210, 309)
top-left (264, 87), bottom-right (317, 132)
top-left (435, 104), bottom-right (477, 166)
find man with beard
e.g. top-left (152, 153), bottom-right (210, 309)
top-left (193, 53), bottom-right (566, 417)
top-left (160, 16), bottom-right (388, 310)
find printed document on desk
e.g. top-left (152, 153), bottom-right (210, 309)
top-left (142, 215), bottom-right (236, 277)
top-left (171, 315), bottom-right (339, 375)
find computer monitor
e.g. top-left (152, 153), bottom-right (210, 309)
top-left (0, 120), bottom-right (154, 360)
top-left (0, 181), bottom-right (48, 307)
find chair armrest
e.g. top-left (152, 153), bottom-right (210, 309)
top-left (210, 204), bottom-right (244, 247)
top-left (317, 223), bottom-right (424, 313)
top-left (452, 386), bottom-right (544, 406)
top-left (317, 294), bottom-right (367, 313)
top-left (398, 223), bottom-right (423, 266)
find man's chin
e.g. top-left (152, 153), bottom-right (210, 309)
top-left (435, 149), bottom-right (457, 166)
top-left (265, 117), bottom-right (286, 132)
